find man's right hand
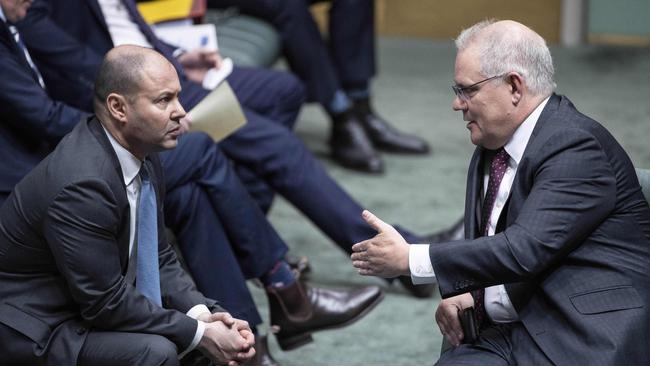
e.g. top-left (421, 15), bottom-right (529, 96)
top-left (435, 292), bottom-right (474, 347)
top-left (198, 320), bottom-right (255, 366)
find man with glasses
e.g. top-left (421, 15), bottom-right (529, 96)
top-left (350, 19), bottom-right (650, 365)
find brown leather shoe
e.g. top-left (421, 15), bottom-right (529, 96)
top-left (267, 281), bottom-right (384, 351)
top-left (243, 335), bottom-right (279, 366)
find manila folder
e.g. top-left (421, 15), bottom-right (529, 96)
top-left (188, 81), bottom-right (246, 142)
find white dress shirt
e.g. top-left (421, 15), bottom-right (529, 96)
top-left (409, 97), bottom-right (550, 323)
top-left (97, 0), bottom-right (152, 48)
top-left (103, 127), bottom-right (208, 356)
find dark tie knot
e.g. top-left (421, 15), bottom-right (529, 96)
top-left (139, 164), bottom-right (151, 183)
top-left (491, 148), bottom-right (510, 172)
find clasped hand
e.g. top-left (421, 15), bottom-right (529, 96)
top-left (197, 312), bottom-right (255, 366)
top-left (350, 210), bottom-right (410, 278)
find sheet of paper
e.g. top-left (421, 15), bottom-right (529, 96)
top-left (188, 81), bottom-right (246, 142)
top-left (202, 57), bottom-right (233, 90)
top-left (153, 22), bottom-right (218, 51)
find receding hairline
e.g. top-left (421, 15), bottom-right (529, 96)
top-left (93, 46), bottom-right (172, 110)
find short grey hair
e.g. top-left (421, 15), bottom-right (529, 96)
top-left (455, 19), bottom-right (556, 96)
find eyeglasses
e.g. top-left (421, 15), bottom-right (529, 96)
top-left (452, 74), bottom-right (506, 101)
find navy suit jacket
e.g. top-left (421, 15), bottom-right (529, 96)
top-left (0, 18), bottom-right (87, 199)
top-left (431, 94), bottom-right (650, 365)
top-left (20, 0), bottom-right (209, 111)
top-left (0, 117), bottom-right (220, 365)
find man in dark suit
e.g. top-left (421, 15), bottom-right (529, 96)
top-left (207, 0), bottom-right (430, 173)
top-left (0, 0), bottom-right (88, 204)
top-left (0, 44), bottom-right (256, 366)
top-left (351, 20), bottom-right (650, 365)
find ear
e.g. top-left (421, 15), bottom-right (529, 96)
top-left (106, 93), bottom-right (129, 124)
top-left (505, 72), bottom-right (524, 105)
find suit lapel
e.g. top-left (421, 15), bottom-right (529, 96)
top-left (503, 94), bottom-right (563, 311)
top-left (87, 117), bottom-right (132, 269)
top-left (87, 0), bottom-right (113, 42)
top-left (0, 20), bottom-right (42, 85)
top-left (465, 147), bottom-right (485, 240)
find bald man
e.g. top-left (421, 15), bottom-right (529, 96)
top-left (351, 20), bottom-right (650, 365)
top-left (0, 45), bottom-right (255, 366)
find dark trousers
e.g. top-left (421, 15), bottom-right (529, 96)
top-left (208, 0), bottom-right (376, 104)
top-left (217, 67), bottom-right (414, 252)
top-left (435, 323), bottom-right (553, 366)
top-left (160, 132), bottom-right (288, 327)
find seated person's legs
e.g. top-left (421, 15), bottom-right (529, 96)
top-left (78, 331), bottom-right (179, 366)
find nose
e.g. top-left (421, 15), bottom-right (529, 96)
top-left (452, 95), bottom-right (466, 111)
top-left (171, 98), bottom-right (186, 121)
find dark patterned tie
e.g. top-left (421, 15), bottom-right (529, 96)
top-left (472, 147), bottom-right (509, 328)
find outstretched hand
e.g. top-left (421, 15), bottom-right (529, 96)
top-left (350, 210), bottom-right (410, 278)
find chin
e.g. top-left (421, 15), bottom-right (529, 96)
top-left (161, 140), bottom-right (179, 150)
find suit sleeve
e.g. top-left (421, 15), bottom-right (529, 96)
top-left (43, 178), bottom-right (198, 350)
top-left (431, 128), bottom-right (616, 298)
top-left (0, 38), bottom-right (87, 144)
top-left (17, 0), bottom-right (101, 111)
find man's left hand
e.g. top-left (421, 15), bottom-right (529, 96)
top-left (351, 210), bottom-right (410, 278)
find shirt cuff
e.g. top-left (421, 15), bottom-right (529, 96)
top-left (178, 305), bottom-right (211, 359)
top-left (409, 244), bottom-right (437, 285)
top-left (187, 304), bottom-right (211, 319)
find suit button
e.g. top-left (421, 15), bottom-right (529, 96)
top-left (76, 327), bottom-right (86, 335)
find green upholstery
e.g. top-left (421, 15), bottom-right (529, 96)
top-left (205, 9), bottom-right (282, 68)
top-left (636, 168), bottom-right (650, 202)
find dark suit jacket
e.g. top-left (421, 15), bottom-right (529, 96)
top-left (0, 18), bottom-right (87, 199)
top-left (431, 94), bottom-right (650, 365)
top-left (20, 0), bottom-right (209, 111)
top-left (0, 117), bottom-right (220, 365)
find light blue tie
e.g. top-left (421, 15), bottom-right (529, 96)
top-left (136, 165), bottom-right (162, 306)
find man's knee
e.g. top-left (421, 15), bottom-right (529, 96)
top-left (141, 335), bottom-right (180, 366)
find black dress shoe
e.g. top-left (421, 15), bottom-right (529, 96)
top-left (329, 111), bottom-right (384, 173)
top-left (398, 276), bottom-right (436, 298)
top-left (243, 335), bottom-right (279, 366)
top-left (425, 218), bottom-right (464, 243)
top-left (353, 98), bottom-right (430, 154)
top-left (267, 280), bottom-right (384, 350)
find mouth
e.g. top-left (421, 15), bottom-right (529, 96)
top-left (167, 126), bottom-right (182, 137)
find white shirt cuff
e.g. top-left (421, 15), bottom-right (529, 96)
top-left (187, 304), bottom-right (211, 319)
top-left (178, 304), bottom-right (211, 359)
top-left (409, 244), bottom-right (437, 285)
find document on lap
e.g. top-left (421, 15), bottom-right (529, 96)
top-left (188, 81), bottom-right (247, 142)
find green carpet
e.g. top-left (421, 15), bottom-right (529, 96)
top-left (251, 38), bottom-right (650, 365)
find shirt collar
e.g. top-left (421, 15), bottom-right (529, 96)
top-left (102, 124), bottom-right (142, 187)
top-left (503, 96), bottom-right (550, 166)
top-left (0, 6), bottom-right (7, 23)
